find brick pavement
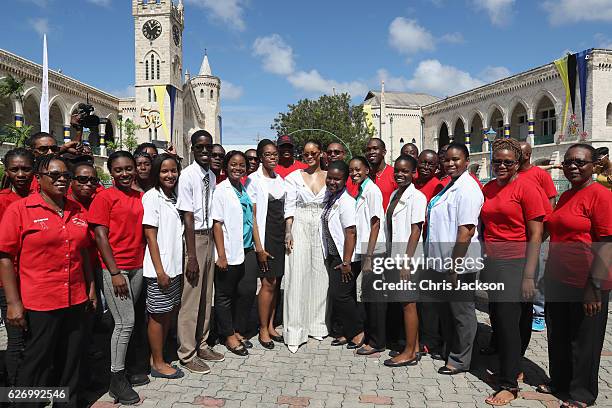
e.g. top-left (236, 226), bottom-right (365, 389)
top-left (1, 308), bottom-right (611, 407)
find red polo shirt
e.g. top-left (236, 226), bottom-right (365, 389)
top-left (545, 183), bottom-right (612, 289)
top-left (88, 187), bottom-right (145, 270)
top-left (519, 165), bottom-right (557, 199)
top-left (415, 177), bottom-right (444, 203)
top-left (346, 178), bottom-right (358, 198)
top-left (275, 160), bottom-right (308, 179)
top-left (0, 194), bottom-right (90, 311)
top-left (374, 164), bottom-right (398, 210)
top-left (0, 189), bottom-right (26, 288)
top-left (481, 177), bottom-right (546, 258)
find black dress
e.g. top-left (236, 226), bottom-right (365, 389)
top-left (261, 194), bottom-right (286, 278)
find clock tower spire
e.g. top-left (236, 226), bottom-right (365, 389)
top-left (133, 0), bottom-right (184, 148)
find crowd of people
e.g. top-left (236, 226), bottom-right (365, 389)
top-left (0, 129), bottom-right (609, 408)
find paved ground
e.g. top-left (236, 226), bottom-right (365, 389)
top-left (1, 307), bottom-right (611, 408)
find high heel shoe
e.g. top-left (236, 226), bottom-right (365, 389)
top-left (258, 337), bottom-right (275, 350)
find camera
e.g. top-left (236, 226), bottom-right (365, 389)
top-left (76, 103), bottom-right (109, 129)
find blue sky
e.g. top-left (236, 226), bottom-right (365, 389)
top-left (3, 0), bottom-right (612, 144)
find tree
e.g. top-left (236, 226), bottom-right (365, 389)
top-left (109, 118), bottom-right (139, 152)
top-left (0, 124), bottom-right (32, 147)
top-left (0, 75), bottom-right (25, 104)
top-left (271, 93), bottom-right (375, 158)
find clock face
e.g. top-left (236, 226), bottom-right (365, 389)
top-left (173, 25), bottom-right (181, 46)
top-left (142, 19), bottom-right (162, 41)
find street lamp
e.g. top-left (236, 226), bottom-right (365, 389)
top-left (484, 127), bottom-right (497, 177)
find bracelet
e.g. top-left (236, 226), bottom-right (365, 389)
top-left (109, 270), bottom-right (122, 276)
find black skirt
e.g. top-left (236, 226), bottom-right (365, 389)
top-left (260, 195), bottom-right (286, 278)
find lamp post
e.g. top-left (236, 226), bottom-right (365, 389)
top-left (389, 115), bottom-right (394, 161)
top-left (484, 127), bottom-right (497, 178)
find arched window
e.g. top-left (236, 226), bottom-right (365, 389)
top-left (145, 60), bottom-right (149, 80)
top-left (157, 60), bottom-right (160, 80)
top-left (150, 54), bottom-right (155, 80)
top-left (607, 103), bottom-right (612, 126)
top-left (210, 89), bottom-right (214, 99)
top-left (200, 89), bottom-right (204, 98)
top-left (148, 88), bottom-right (151, 102)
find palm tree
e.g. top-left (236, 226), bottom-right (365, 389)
top-left (0, 124), bottom-right (32, 147)
top-left (0, 75), bottom-right (25, 104)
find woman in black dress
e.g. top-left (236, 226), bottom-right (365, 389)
top-left (246, 139), bottom-right (288, 349)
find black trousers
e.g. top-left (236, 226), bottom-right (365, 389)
top-left (482, 257), bottom-right (533, 389)
top-left (325, 256), bottom-right (363, 340)
top-left (545, 280), bottom-right (609, 405)
top-left (0, 288), bottom-right (25, 387)
top-left (214, 250), bottom-right (256, 338)
top-left (16, 303), bottom-right (85, 408)
top-left (361, 266), bottom-right (388, 349)
top-left (417, 301), bottom-right (443, 353)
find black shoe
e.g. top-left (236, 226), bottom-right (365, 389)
top-left (242, 339), bottom-right (253, 349)
top-left (438, 366), bottom-right (466, 375)
top-left (109, 370), bottom-right (140, 405)
top-left (331, 338), bottom-right (348, 346)
top-left (128, 373), bottom-right (150, 387)
top-left (388, 350), bottom-right (400, 357)
top-left (270, 334), bottom-right (284, 343)
top-left (384, 355), bottom-right (420, 367)
top-left (429, 351), bottom-right (445, 361)
top-left (226, 343), bottom-right (249, 356)
top-left (258, 337), bottom-right (275, 350)
top-left (346, 339), bottom-right (365, 350)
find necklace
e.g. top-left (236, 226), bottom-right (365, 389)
top-left (40, 192), bottom-right (64, 218)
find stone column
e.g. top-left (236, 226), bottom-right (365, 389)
top-left (504, 124), bottom-right (510, 139)
top-left (528, 119), bottom-right (535, 145)
top-left (14, 98), bottom-right (23, 128)
top-left (99, 123), bottom-right (107, 157)
top-left (63, 125), bottom-right (71, 143)
top-left (482, 128), bottom-right (490, 153)
top-left (465, 131), bottom-right (471, 153)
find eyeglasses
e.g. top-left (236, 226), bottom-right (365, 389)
top-left (327, 150), bottom-right (343, 156)
top-left (492, 159), bottom-right (518, 167)
top-left (39, 171), bottom-right (71, 182)
top-left (262, 152), bottom-right (278, 159)
top-left (73, 175), bottom-right (100, 185)
top-left (562, 159), bottom-right (593, 168)
top-left (303, 152), bottom-right (319, 158)
top-left (192, 144), bottom-right (212, 152)
top-left (34, 145), bottom-right (60, 154)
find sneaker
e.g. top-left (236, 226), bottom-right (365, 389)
top-left (180, 358), bottom-right (211, 374)
top-left (532, 317), bottom-right (545, 332)
top-left (197, 347), bottom-right (225, 362)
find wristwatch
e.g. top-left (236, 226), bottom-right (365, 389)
top-left (341, 261), bottom-right (350, 267)
top-left (588, 276), bottom-right (602, 290)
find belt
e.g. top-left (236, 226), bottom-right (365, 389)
top-left (195, 228), bottom-right (212, 235)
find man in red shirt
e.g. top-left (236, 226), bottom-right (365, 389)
top-left (211, 144), bottom-right (227, 184)
top-left (519, 142), bottom-right (557, 208)
top-left (365, 138), bottom-right (397, 210)
top-left (274, 135), bottom-right (308, 178)
top-left (326, 142), bottom-right (358, 197)
top-left (414, 150), bottom-right (444, 202)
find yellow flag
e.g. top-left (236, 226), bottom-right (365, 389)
top-left (554, 56), bottom-right (570, 137)
top-left (154, 86), bottom-right (170, 141)
top-left (363, 104), bottom-right (374, 130)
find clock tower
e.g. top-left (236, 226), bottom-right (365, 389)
top-left (132, 0), bottom-right (185, 151)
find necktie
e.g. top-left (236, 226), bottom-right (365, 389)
top-left (203, 172), bottom-right (210, 228)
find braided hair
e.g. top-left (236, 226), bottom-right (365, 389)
top-left (491, 138), bottom-right (523, 162)
top-left (1, 148), bottom-right (35, 189)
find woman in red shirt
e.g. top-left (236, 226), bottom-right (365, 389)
top-left (0, 155), bottom-right (95, 406)
top-left (89, 151), bottom-right (145, 405)
top-left (0, 147), bottom-right (35, 386)
top-left (540, 144), bottom-right (612, 408)
top-left (134, 151), bottom-right (153, 192)
top-left (480, 139), bottom-right (545, 406)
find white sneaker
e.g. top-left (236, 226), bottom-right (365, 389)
top-left (288, 345), bottom-right (299, 354)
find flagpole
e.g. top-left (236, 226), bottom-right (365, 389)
top-left (40, 34), bottom-right (49, 133)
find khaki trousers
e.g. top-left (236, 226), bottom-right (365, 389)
top-left (177, 233), bottom-right (215, 363)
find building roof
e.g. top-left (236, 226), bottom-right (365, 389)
top-left (199, 54), bottom-right (212, 76)
top-left (364, 91), bottom-right (439, 108)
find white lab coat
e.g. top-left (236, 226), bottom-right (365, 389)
top-left (245, 167), bottom-right (287, 245)
top-left (426, 171), bottom-right (484, 273)
top-left (211, 179), bottom-right (250, 265)
top-left (320, 190), bottom-right (357, 261)
top-left (385, 183), bottom-right (427, 258)
top-left (355, 179), bottom-right (386, 256)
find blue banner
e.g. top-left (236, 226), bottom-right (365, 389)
top-left (167, 85), bottom-right (177, 142)
top-left (576, 49), bottom-right (592, 131)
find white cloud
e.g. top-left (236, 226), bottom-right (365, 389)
top-left (109, 85), bottom-right (135, 98)
top-left (185, 0), bottom-right (246, 31)
top-left (471, 0), bottom-right (515, 26)
top-left (252, 34), bottom-right (296, 76)
top-left (287, 70), bottom-right (368, 97)
top-left (544, 0), bottom-right (612, 24)
top-left (388, 17), bottom-right (436, 54)
top-left (479, 66), bottom-right (511, 82)
top-left (375, 69), bottom-right (411, 91)
top-left (221, 80), bottom-right (243, 100)
top-left (87, 0), bottom-right (111, 6)
top-left (28, 18), bottom-right (49, 37)
top-left (440, 32), bottom-right (465, 44)
top-left (595, 33), bottom-right (612, 49)
top-left (406, 59), bottom-right (485, 96)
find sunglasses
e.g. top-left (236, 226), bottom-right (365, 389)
top-left (303, 152), bottom-right (319, 158)
top-left (35, 145), bottom-right (60, 154)
top-left (246, 156), bottom-right (259, 162)
top-left (262, 152), bottom-right (278, 159)
top-left (73, 175), bottom-right (100, 185)
top-left (562, 159), bottom-right (593, 168)
top-left (492, 159), bottom-right (518, 167)
top-left (39, 171), bottom-right (71, 182)
top-left (192, 144), bottom-right (212, 152)
top-left (211, 153), bottom-right (225, 159)
top-left (327, 149), bottom-right (343, 155)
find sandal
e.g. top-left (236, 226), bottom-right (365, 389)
top-left (226, 342), bottom-right (248, 356)
top-left (562, 400), bottom-right (587, 408)
top-left (536, 384), bottom-right (556, 394)
top-left (485, 388), bottom-right (519, 406)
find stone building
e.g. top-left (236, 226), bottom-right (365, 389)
top-left (366, 49), bottom-right (612, 179)
top-left (0, 0), bottom-right (221, 161)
